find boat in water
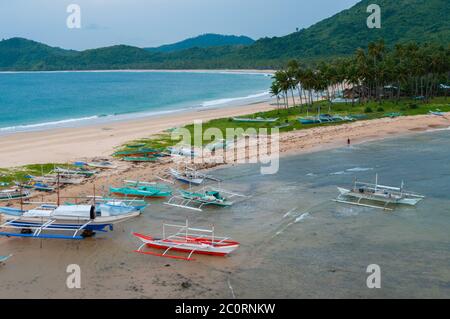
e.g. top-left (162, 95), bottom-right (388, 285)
top-left (334, 174), bottom-right (425, 210)
top-left (133, 220), bottom-right (240, 260)
top-left (165, 187), bottom-right (246, 211)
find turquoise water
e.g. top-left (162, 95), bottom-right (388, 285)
top-left (0, 71), bottom-right (271, 133)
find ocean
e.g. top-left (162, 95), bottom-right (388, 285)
top-left (1, 129), bottom-right (449, 298)
top-left (0, 71), bottom-right (272, 134)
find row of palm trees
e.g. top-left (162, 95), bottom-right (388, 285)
top-left (271, 40), bottom-right (450, 109)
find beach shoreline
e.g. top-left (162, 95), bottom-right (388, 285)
top-left (1, 97), bottom-right (450, 169)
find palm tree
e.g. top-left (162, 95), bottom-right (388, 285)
top-left (270, 82), bottom-right (282, 110)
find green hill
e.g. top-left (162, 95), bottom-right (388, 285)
top-left (145, 33), bottom-right (254, 53)
top-left (0, 0), bottom-right (448, 70)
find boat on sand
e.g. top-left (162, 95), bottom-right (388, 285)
top-left (133, 220), bottom-right (239, 261)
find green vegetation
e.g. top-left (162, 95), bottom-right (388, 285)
top-left (1, 0), bottom-right (448, 70)
top-left (145, 34), bottom-right (254, 53)
top-left (0, 163), bottom-right (73, 186)
top-left (271, 41), bottom-right (449, 108)
top-left (114, 97), bottom-right (449, 150)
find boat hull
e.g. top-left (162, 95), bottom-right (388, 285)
top-left (134, 233), bottom-right (239, 257)
top-left (1, 211), bottom-right (140, 225)
top-left (337, 187), bottom-right (423, 206)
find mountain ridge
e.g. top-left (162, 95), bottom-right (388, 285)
top-left (0, 0), bottom-right (448, 70)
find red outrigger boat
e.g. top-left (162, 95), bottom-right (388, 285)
top-left (133, 220), bottom-right (240, 261)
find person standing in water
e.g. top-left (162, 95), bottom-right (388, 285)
top-left (347, 138), bottom-right (351, 146)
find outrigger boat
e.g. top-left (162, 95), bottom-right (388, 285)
top-left (232, 117), bottom-right (279, 123)
top-left (28, 174), bottom-right (85, 185)
top-left (33, 183), bottom-right (55, 192)
top-left (114, 148), bottom-right (160, 157)
top-left (94, 198), bottom-right (148, 213)
top-left (298, 114), bottom-right (352, 125)
top-left (122, 156), bottom-right (159, 163)
top-left (110, 180), bottom-right (173, 199)
top-left (169, 167), bottom-right (222, 186)
top-left (333, 175), bottom-right (425, 211)
top-left (429, 109), bottom-right (446, 117)
top-left (0, 204), bottom-right (140, 240)
top-left (133, 220), bottom-right (240, 261)
top-left (0, 254), bottom-right (12, 265)
top-left (53, 167), bottom-right (97, 177)
top-left (165, 187), bottom-right (246, 211)
top-left (0, 188), bottom-right (31, 201)
top-left (86, 161), bottom-right (118, 169)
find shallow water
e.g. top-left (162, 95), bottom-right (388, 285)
top-left (0, 130), bottom-right (449, 298)
top-left (0, 71), bottom-right (271, 133)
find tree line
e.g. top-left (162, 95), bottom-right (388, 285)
top-left (270, 40), bottom-right (450, 109)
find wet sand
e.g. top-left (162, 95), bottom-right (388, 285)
top-left (1, 103), bottom-right (450, 298)
top-left (2, 129), bottom-right (450, 298)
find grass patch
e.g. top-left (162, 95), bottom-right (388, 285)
top-left (114, 97), bottom-right (449, 149)
top-left (0, 163), bottom-right (74, 186)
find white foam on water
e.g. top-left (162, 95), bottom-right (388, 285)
top-left (330, 171), bottom-right (347, 176)
top-left (202, 91), bottom-right (270, 107)
top-left (295, 212), bottom-right (311, 223)
top-left (346, 167), bottom-right (374, 172)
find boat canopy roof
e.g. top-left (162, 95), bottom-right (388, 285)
top-left (52, 205), bottom-right (93, 218)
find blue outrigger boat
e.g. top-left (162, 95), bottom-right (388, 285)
top-left (0, 204), bottom-right (140, 240)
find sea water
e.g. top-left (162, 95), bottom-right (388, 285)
top-left (1, 130), bottom-right (449, 298)
top-left (0, 71), bottom-right (272, 134)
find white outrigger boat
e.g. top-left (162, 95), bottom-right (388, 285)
top-left (165, 186), bottom-right (246, 212)
top-left (169, 167), bottom-right (222, 186)
top-left (28, 174), bottom-right (85, 185)
top-left (334, 175), bottom-right (425, 211)
top-left (0, 204), bottom-right (140, 240)
top-left (133, 220), bottom-right (240, 261)
top-left (86, 161), bottom-right (118, 169)
top-left (0, 188), bottom-right (31, 201)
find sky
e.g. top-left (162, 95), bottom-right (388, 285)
top-left (0, 0), bottom-right (360, 50)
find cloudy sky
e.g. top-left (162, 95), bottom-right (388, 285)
top-left (0, 0), bottom-right (359, 50)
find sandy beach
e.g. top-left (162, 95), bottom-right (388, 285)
top-left (0, 99), bottom-right (449, 168)
top-left (1, 100), bottom-right (450, 299)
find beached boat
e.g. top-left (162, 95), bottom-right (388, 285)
top-left (170, 168), bottom-right (204, 185)
top-left (87, 161), bottom-right (118, 169)
top-left (114, 148), bottom-right (160, 157)
top-left (429, 110), bottom-right (446, 116)
top-left (232, 117), bottom-right (279, 123)
top-left (298, 114), bottom-right (351, 125)
top-left (110, 180), bottom-right (173, 199)
top-left (53, 167), bottom-right (97, 177)
top-left (122, 156), bottom-right (159, 163)
top-left (0, 188), bottom-right (31, 201)
top-left (33, 183), bottom-right (55, 192)
top-left (167, 146), bottom-right (198, 158)
top-left (165, 187), bottom-right (246, 211)
top-left (0, 204), bottom-right (140, 240)
top-left (0, 254), bottom-right (12, 265)
top-left (333, 175), bottom-right (425, 210)
top-left (28, 174), bottom-right (85, 185)
top-left (94, 198), bottom-right (148, 212)
top-left (133, 220), bottom-right (240, 260)
top-left (384, 112), bottom-right (402, 118)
